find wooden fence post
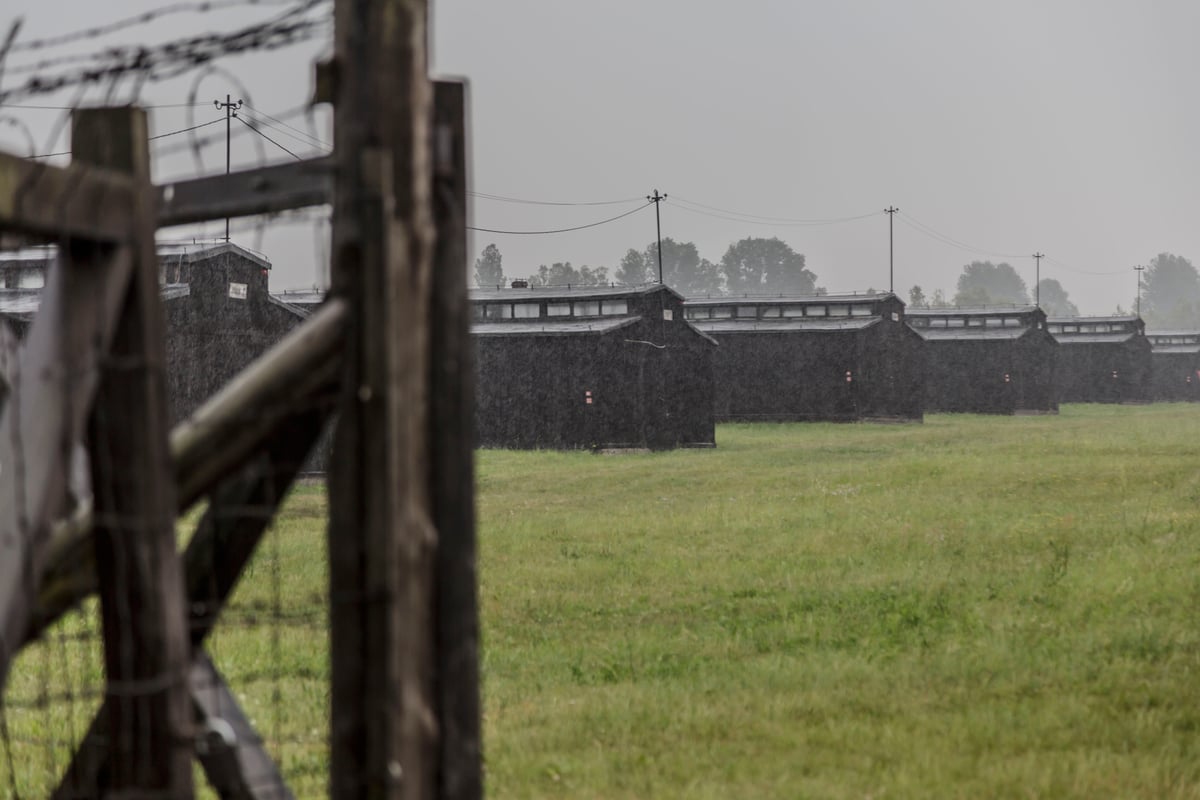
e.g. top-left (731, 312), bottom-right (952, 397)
top-left (430, 79), bottom-right (482, 800)
top-left (76, 107), bottom-right (194, 797)
top-left (328, 0), bottom-right (438, 798)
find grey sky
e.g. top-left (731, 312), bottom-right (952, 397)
top-left (3, 1), bottom-right (1198, 313)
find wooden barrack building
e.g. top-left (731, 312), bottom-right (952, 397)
top-left (906, 306), bottom-right (1059, 414)
top-left (683, 292), bottom-right (924, 423)
top-left (1047, 315), bottom-right (1152, 404)
top-left (471, 284), bottom-right (717, 450)
top-left (1146, 330), bottom-right (1200, 402)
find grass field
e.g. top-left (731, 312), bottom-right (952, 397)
top-left (4, 404), bottom-right (1200, 798)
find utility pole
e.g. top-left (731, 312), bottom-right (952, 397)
top-left (214, 93), bottom-right (243, 242)
top-left (647, 189), bottom-right (667, 284)
top-left (885, 206), bottom-right (899, 293)
top-left (1134, 264), bottom-right (1146, 317)
top-left (1033, 252), bottom-right (1044, 308)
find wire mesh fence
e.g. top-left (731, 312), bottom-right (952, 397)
top-left (0, 228), bottom-right (337, 796)
top-left (0, 6), bottom-right (479, 794)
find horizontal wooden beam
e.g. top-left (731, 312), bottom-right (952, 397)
top-left (27, 298), bottom-right (346, 644)
top-left (156, 156), bottom-right (333, 228)
top-left (0, 152), bottom-right (137, 241)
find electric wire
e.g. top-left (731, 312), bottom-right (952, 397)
top-left (1042, 256), bottom-right (1128, 277)
top-left (235, 110), bottom-right (302, 160)
top-left (154, 102), bottom-right (314, 156)
top-left (25, 117), bottom-right (225, 159)
top-left (240, 103), bottom-right (329, 150)
top-left (0, 102), bottom-right (209, 110)
top-left (667, 197), bottom-right (881, 227)
top-left (469, 191), bottom-right (644, 207)
top-left (669, 194), bottom-right (882, 225)
top-left (468, 201), bottom-right (651, 235)
top-left (896, 211), bottom-right (1028, 260)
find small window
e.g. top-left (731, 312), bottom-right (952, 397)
top-left (548, 302), bottom-right (571, 317)
top-left (947, 318), bottom-right (965, 327)
top-left (1002, 318), bottom-right (1021, 328)
top-left (967, 317), bottom-right (985, 327)
top-left (471, 305), bottom-right (485, 321)
top-left (485, 303), bottom-right (512, 320)
top-left (1080, 324), bottom-right (1096, 333)
top-left (761, 306), bottom-right (781, 318)
top-left (909, 317), bottom-right (928, 327)
top-left (512, 302), bottom-right (539, 319)
top-left (828, 305), bottom-right (850, 317)
top-left (684, 307), bottom-right (708, 320)
top-left (575, 301), bottom-right (600, 316)
top-left (891, 311), bottom-right (901, 322)
top-left (602, 299), bottom-right (628, 315)
top-left (710, 306), bottom-right (733, 319)
top-left (736, 306), bottom-right (757, 318)
top-left (1048, 324), bottom-right (1061, 333)
top-left (850, 304), bottom-right (873, 317)
top-left (1063, 325), bottom-right (1079, 333)
top-left (930, 318), bottom-right (948, 328)
top-left (784, 306), bottom-right (807, 317)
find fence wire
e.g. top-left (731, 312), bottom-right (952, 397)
top-left (0, 209), bottom-right (336, 797)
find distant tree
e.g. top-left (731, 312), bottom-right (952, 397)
top-left (930, 288), bottom-right (951, 308)
top-left (1036, 278), bottom-right (1078, 316)
top-left (720, 237), bottom-right (816, 295)
top-left (527, 261), bottom-right (608, 287)
top-left (908, 285), bottom-right (927, 308)
top-left (473, 243), bottom-right (505, 288)
top-left (953, 261), bottom-right (1029, 306)
top-left (615, 248), bottom-right (651, 286)
top-left (617, 239), bottom-right (723, 295)
top-left (1141, 252), bottom-right (1200, 327)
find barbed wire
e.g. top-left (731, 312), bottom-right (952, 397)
top-left (0, 0), bottom-right (331, 105)
top-left (9, 0), bottom-right (309, 53)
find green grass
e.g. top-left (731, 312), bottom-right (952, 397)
top-left (4, 405), bottom-right (1200, 798)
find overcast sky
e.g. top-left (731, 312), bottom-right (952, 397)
top-left (3, 1), bottom-right (1198, 313)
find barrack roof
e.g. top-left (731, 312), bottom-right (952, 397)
top-left (907, 305), bottom-right (1038, 316)
top-left (912, 327), bottom-right (1032, 342)
top-left (471, 317), bottom-right (642, 337)
top-left (470, 284), bottom-right (683, 303)
top-left (690, 318), bottom-right (879, 334)
top-left (684, 292), bottom-right (898, 305)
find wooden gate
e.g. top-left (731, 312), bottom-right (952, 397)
top-left (0, 0), bottom-right (480, 796)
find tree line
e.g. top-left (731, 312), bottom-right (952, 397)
top-left (476, 242), bottom-right (1200, 327)
top-left (473, 236), bottom-right (820, 296)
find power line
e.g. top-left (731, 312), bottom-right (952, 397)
top-left (895, 212), bottom-right (1027, 260)
top-left (0, 102), bottom-right (208, 110)
top-left (669, 194), bottom-right (882, 225)
top-left (468, 202), bottom-right (651, 235)
top-left (667, 197), bottom-right (881, 227)
top-left (240, 103), bottom-right (329, 149)
top-left (1043, 256), bottom-right (1128, 277)
top-left (469, 190), bottom-right (644, 207)
top-left (235, 114), bottom-right (302, 160)
top-left (153, 102), bottom-right (317, 156)
top-left (26, 116), bottom-right (225, 158)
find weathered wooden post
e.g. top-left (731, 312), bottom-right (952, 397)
top-left (76, 107), bottom-right (194, 796)
top-left (430, 79), bottom-right (483, 800)
top-left (327, 0), bottom-right (440, 797)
